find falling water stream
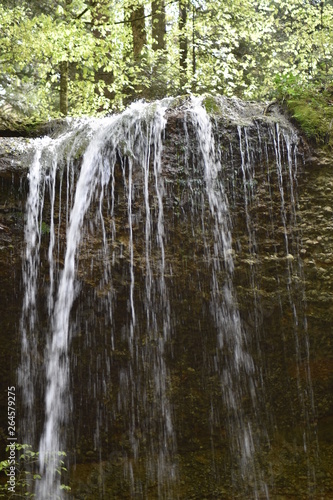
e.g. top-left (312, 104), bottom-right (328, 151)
top-left (18, 96), bottom-right (318, 498)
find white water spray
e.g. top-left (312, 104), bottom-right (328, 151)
top-left (18, 96), bottom-right (316, 499)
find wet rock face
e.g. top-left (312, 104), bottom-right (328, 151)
top-left (0, 137), bottom-right (33, 180)
top-left (0, 173), bottom-right (26, 443)
top-left (297, 161), bottom-right (333, 426)
top-left (0, 98), bottom-right (333, 498)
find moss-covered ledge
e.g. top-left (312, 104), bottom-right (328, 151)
top-left (0, 117), bottom-right (73, 179)
top-left (0, 116), bottom-right (69, 139)
top-left (0, 137), bottom-right (33, 179)
top-left (276, 83), bottom-right (333, 164)
top-left (1, 92), bottom-right (332, 181)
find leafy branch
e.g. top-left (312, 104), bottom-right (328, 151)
top-left (0, 444), bottom-right (70, 498)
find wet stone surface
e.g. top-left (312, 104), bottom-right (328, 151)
top-left (0, 99), bottom-right (333, 498)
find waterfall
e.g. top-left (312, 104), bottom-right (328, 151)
top-left (186, 98), bottom-right (265, 497)
top-left (18, 96), bottom-right (316, 498)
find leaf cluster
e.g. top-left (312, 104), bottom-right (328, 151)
top-left (0, 0), bottom-right (333, 119)
top-left (274, 73), bottom-right (333, 148)
top-left (0, 443), bottom-right (70, 498)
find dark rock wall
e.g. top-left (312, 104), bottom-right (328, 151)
top-left (0, 102), bottom-right (333, 498)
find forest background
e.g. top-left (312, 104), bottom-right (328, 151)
top-left (0, 0), bottom-right (333, 143)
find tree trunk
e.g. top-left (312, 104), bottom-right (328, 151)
top-left (89, 0), bottom-right (115, 105)
top-left (179, 0), bottom-right (188, 85)
top-left (152, 0), bottom-right (166, 51)
top-left (59, 0), bottom-right (72, 115)
top-left (59, 61), bottom-right (69, 116)
top-left (130, 5), bottom-right (147, 60)
top-left (192, 4), bottom-right (196, 78)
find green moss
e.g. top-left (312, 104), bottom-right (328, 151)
top-left (202, 95), bottom-right (221, 115)
top-left (0, 109), bottom-right (46, 136)
top-left (167, 95), bottom-right (191, 109)
top-left (41, 221), bottom-right (50, 235)
top-left (274, 75), bottom-right (333, 149)
top-left (287, 91), bottom-right (333, 148)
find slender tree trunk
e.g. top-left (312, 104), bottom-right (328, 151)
top-left (122, 5), bottom-right (147, 102)
top-left (152, 0), bottom-right (166, 51)
top-left (179, 0), bottom-right (188, 85)
top-left (59, 0), bottom-right (72, 115)
top-left (59, 61), bottom-right (69, 116)
top-left (320, 0), bottom-right (324, 30)
top-left (89, 0), bottom-right (115, 105)
top-left (130, 5), bottom-right (147, 60)
top-left (192, 4), bottom-right (196, 77)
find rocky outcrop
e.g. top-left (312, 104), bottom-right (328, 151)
top-left (0, 96), bottom-right (305, 180)
top-left (0, 137), bottom-right (33, 179)
top-left (1, 96), bottom-right (333, 498)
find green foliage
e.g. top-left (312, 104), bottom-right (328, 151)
top-left (0, 443), bottom-right (70, 498)
top-left (274, 74), bottom-right (333, 147)
top-left (202, 95), bottom-right (221, 115)
top-left (41, 221), bottom-right (51, 235)
top-left (0, 0), bottom-right (333, 119)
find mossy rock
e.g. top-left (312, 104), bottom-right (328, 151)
top-left (202, 94), bottom-right (222, 115)
top-left (281, 86), bottom-right (333, 150)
